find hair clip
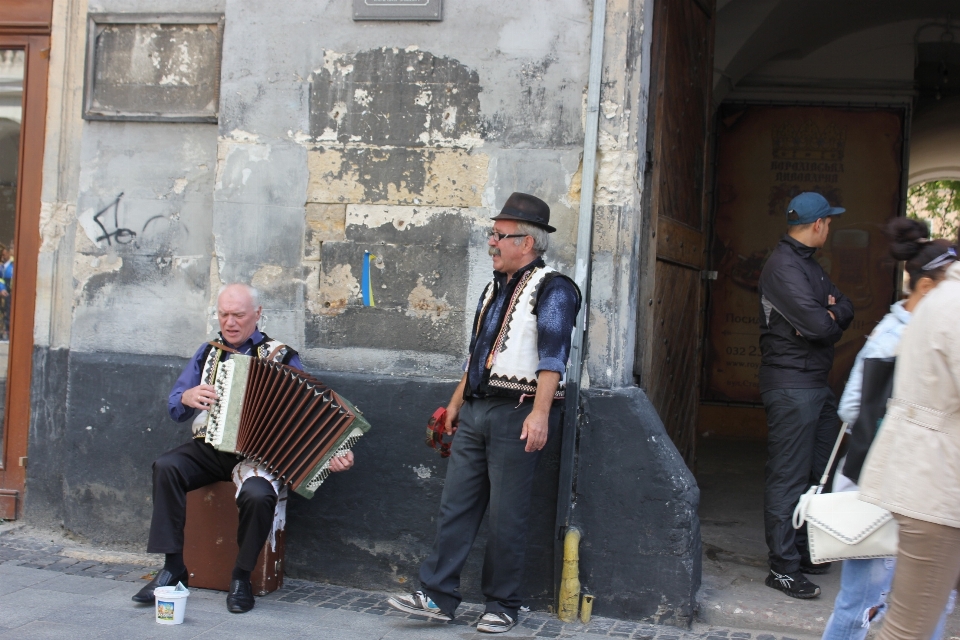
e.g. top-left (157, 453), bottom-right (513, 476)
top-left (921, 247), bottom-right (958, 272)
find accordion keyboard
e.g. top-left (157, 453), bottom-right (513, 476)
top-left (206, 359), bottom-right (235, 447)
top-left (303, 425), bottom-right (366, 493)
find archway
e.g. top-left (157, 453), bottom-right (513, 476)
top-left (689, 2), bottom-right (960, 630)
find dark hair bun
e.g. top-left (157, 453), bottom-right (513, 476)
top-left (886, 218), bottom-right (930, 261)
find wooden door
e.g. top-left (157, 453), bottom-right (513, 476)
top-left (635, 0), bottom-right (714, 467)
top-left (0, 0), bottom-right (51, 519)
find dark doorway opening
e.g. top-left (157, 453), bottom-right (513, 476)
top-left (640, 1), bottom-right (960, 631)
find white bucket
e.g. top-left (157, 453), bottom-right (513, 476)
top-left (154, 584), bottom-right (190, 625)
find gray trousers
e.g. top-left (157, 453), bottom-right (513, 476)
top-left (419, 396), bottom-right (560, 618)
top-left (761, 387), bottom-right (839, 573)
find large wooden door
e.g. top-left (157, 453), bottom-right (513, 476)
top-left (0, 1), bottom-right (51, 519)
top-left (635, 0), bottom-right (714, 467)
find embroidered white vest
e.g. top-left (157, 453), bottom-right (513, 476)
top-left (477, 265), bottom-right (567, 399)
top-left (191, 336), bottom-right (292, 437)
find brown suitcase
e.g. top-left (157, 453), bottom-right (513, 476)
top-left (183, 481), bottom-right (285, 596)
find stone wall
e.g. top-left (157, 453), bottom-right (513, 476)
top-left (27, 0), bottom-right (703, 625)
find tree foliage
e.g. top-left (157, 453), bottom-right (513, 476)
top-left (907, 180), bottom-right (960, 241)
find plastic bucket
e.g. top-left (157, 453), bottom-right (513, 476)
top-left (154, 585), bottom-right (190, 625)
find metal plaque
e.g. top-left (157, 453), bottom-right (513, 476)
top-left (353, 0), bottom-right (442, 21)
top-left (83, 13), bottom-right (223, 123)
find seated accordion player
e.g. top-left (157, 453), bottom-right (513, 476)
top-left (203, 352), bottom-right (370, 498)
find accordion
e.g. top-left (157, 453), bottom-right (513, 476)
top-left (203, 353), bottom-right (370, 498)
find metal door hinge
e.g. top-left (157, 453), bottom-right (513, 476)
top-left (701, 271), bottom-right (717, 280)
top-left (18, 457), bottom-right (27, 467)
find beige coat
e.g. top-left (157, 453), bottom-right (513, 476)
top-left (859, 262), bottom-right (960, 527)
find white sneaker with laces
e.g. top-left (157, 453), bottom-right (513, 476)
top-left (386, 591), bottom-right (452, 621)
top-left (477, 611), bottom-right (516, 633)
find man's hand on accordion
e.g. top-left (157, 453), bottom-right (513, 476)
top-left (182, 383), bottom-right (219, 410)
top-left (328, 450), bottom-right (355, 473)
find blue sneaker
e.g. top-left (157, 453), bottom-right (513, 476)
top-left (387, 591), bottom-right (452, 621)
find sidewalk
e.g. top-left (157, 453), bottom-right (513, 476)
top-left (0, 524), bottom-right (816, 640)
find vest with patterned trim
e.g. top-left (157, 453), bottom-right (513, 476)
top-left (191, 332), bottom-right (298, 437)
top-left (473, 265), bottom-right (571, 400)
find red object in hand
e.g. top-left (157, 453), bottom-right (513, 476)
top-left (425, 407), bottom-right (457, 458)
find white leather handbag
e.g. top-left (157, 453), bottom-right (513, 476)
top-left (792, 423), bottom-right (899, 564)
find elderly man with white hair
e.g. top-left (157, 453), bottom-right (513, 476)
top-left (131, 284), bottom-right (354, 613)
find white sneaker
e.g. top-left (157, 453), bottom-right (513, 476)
top-left (386, 591), bottom-right (452, 621)
top-left (476, 611), bottom-right (516, 633)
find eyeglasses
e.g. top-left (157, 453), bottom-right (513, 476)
top-left (488, 231), bottom-right (528, 242)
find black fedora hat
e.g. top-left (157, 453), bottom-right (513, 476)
top-left (491, 192), bottom-right (556, 233)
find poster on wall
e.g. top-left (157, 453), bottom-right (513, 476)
top-left (703, 105), bottom-right (905, 404)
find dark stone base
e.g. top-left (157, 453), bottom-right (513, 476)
top-left (22, 350), bottom-right (701, 623)
top-left (283, 371), bottom-right (562, 612)
top-left (21, 351), bottom-right (560, 609)
top-left (24, 346), bottom-right (71, 530)
top-left (576, 387), bottom-right (701, 626)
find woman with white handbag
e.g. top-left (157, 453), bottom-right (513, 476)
top-left (858, 227), bottom-right (960, 640)
top-left (821, 219), bottom-right (957, 640)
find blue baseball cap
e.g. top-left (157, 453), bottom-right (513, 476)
top-left (786, 192), bottom-right (845, 225)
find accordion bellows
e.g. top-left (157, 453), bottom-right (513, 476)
top-left (204, 354), bottom-right (370, 498)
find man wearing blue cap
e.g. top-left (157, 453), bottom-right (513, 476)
top-left (758, 192), bottom-right (854, 599)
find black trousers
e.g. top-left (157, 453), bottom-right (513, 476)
top-left (419, 396), bottom-right (560, 618)
top-left (146, 439), bottom-right (278, 571)
top-left (761, 387), bottom-right (839, 573)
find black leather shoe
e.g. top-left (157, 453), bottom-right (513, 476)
top-left (131, 567), bottom-right (189, 604)
top-left (226, 578), bottom-right (255, 613)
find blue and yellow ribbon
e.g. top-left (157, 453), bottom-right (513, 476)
top-left (361, 250), bottom-right (376, 307)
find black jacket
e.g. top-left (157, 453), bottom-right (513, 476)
top-left (757, 235), bottom-right (854, 393)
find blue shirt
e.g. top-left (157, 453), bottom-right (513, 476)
top-left (466, 258), bottom-right (580, 397)
top-left (0, 259), bottom-right (13, 293)
top-left (168, 329), bottom-right (303, 423)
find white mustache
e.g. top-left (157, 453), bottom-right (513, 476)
top-left (489, 247), bottom-right (501, 257)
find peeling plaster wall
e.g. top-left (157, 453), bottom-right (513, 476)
top-left (71, 121), bottom-right (217, 357)
top-left (215, 0), bottom-right (593, 379)
top-left (36, 0), bottom-right (225, 359)
top-left (583, 0), bottom-right (647, 390)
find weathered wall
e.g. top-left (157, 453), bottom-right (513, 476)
top-left (213, 0), bottom-right (592, 376)
top-left (27, 0), bottom-right (226, 548)
top-left (27, 0), bottom-right (703, 626)
top-left (29, 353), bottom-right (564, 610)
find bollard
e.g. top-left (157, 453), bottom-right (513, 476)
top-left (557, 527), bottom-right (581, 622)
top-left (580, 594), bottom-right (594, 624)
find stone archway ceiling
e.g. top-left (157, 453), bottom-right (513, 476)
top-left (716, 0), bottom-right (960, 94)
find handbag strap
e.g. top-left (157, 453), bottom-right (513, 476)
top-left (814, 422), bottom-right (848, 494)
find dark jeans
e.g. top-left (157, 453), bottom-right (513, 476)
top-left (761, 387), bottom-right (839, 573)
top-left (147, 439), bottom-right (278, 571)
top-left (419, 396), bottom-right (560, 618)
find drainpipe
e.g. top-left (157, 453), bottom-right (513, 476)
top-left (555, 0), bottom-right (607, 607)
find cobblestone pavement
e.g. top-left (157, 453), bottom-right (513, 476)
top-left (0, 527), bottom-right (814, 640)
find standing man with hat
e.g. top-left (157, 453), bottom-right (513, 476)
top-left (758, 192), bottom-right (854, 599)
top-left (387, 193), bottom-right (580, 633)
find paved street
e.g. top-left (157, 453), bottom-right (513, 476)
top-left (0, 525), bottom-right (817, 640)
